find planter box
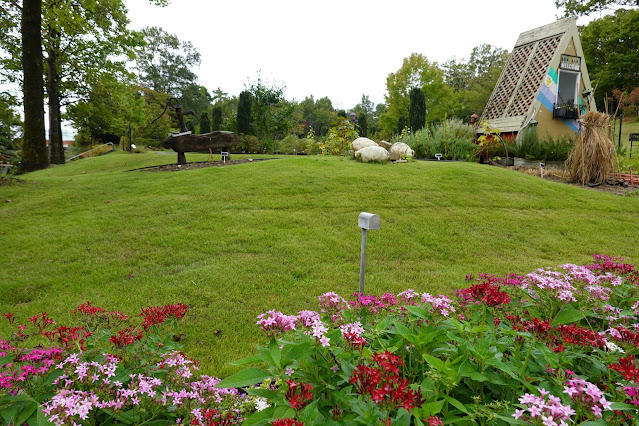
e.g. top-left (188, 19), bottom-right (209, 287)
top-left (514, 157), bottom-right (565, 169)
top-left (495, 156), bottom-right (515, 166)
top-left (553, 105), bottom-right (579, 120)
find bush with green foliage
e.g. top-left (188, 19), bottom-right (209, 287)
top-left (401, 118), bottom-right (476, 161)
top-left (510, 127), bottom-right (574, 161)
top-left (230, 134), bottom-right (261, 153)
top-left (279, 135), bottom-right (304, 154)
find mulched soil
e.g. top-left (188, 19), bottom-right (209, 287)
top-left (510, 165), bottom-right (639, 197)
top-left (0, 176), bottom-right (26, 187)
top-left (128, 158), bottom-right (277, 172)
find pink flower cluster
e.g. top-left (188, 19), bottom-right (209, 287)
top-left (421, 293), bottom-right (455, 317)
top-left (0, 342), bottom-right (63, 390)
top-left (42, 351), bottom-right (247, 425)
top-left (256, 310), bottom-right (297, 337)
top-left (318, 291), bottom-right (350, 321)
top-left (563, 377), bottom-right (612, 418)
top-left (513, 388), bottom-right (575, 425)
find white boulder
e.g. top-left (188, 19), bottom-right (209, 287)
top-left (351, 137), bottom-right (378, 153)
top-left (379, 140), bottom-right (392, 150)
top-left (355, 145), bottom-right (390, 163)
top-left (389, 142), bottom-right (415, 161)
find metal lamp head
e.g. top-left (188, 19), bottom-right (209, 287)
top-left (358, 212), bottom-right (380, 230)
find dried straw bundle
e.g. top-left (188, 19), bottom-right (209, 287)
top-left (566, 111), bottom-right (618, 185)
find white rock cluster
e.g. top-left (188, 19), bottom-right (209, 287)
top-left (351, 137), bottom-right (414, 163)
top-left (355, 146), bottom-right (390, 163)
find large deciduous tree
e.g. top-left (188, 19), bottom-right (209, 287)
top-left (134, 26), bottom-right (201, 99)
top-left (20, 0), bottom-right (47, 172)
top-left (556, 0), bottom-right (638, 16)
top-left (443, 44), bottom-right (509, 119)
top-left (580, 8), bottom-right (639, 105)
top-left (245, 74), bottom-right (294, 141)
top-left (379, 53), bottom-right (452, 138)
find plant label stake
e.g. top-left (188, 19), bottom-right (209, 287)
top-left (358, 212), bottom-right (380, 294)
top-left (221, 151), bottom-right (229, 164)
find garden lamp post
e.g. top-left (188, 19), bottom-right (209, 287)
top-left (358, 212), bottom-right (380, 294)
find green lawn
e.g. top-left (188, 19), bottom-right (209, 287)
top-left (2, 152), bottom-right (639, 376)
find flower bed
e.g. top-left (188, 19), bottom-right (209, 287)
top-left (2, 255), bottom-right (639, 425)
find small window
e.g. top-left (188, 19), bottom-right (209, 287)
top-left (557, 69), bottom-right (580, 108)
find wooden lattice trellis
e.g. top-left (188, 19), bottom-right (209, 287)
top-left (482, 35), bottom-right (561, 121)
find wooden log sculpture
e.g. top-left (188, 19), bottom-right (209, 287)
top-left (152, 97), bottom-right (238, 164)
top-left (162, 130), bottom-right (237, 164)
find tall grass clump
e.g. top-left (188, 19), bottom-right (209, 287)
top-left (401, 118), bottom-right (475, 160)
top-left (567, 111), bottom-right (618, 184)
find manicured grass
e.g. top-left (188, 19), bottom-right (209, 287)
top-left (2, 152), bottom-right (639, 376)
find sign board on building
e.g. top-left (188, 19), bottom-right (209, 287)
top-left (560, 54), bottom-right (581, 71)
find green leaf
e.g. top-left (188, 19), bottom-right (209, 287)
top-left (298, 399), bottom-right (322, 423)
top-left (442, 395), bottom-right (469, 414)
top-left (551, 306), bottom-right (588, 326)
top-left (610, 401), bottom-right (637, 411)
top-left (392, 408), bottom-right (412, 426)
top-left (243, 406), bottom-right (274, 426)
top-left (0, 355), bottom-right (14, 367)
top-left (421, 399), bottom-right (445, 417)
top-left (244, 388), bottom-right (277, 399)
top-left (216, 368), bottom-right (271, 388)
top-left (269, 338), bottom-right (281, 368)
top-left (114, 409), bottom-right (136, 424)
top-left (258, 345), bottom-right (275, 366)
top-left (228, 354), bottom-right (263, 366)
top-left (423, 353), bottom-right (446, 371)
top-left (282, 341), bottom-right (315, 364)
top-left (403, 305), bottom-right (431, 320)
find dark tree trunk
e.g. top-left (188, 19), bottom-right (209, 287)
top-left (47, 27), bottom-right (65, 164)
top-left (20, 0), bottom-right (48, 172)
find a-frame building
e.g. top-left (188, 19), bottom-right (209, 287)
top-left (478, 17), bottom-right (597, 139)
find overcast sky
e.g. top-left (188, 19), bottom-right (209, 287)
top-left (124, 0), bottom-right (598, 110)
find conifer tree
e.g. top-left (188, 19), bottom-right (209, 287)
top-left (199, 112), bottom-right (210, 134)
top-left (212, 106), bottom-right (222, 131)
top-left (409, 88), bottom-right (426, 132)
top-left (237, 91), bottom-right (251, 135)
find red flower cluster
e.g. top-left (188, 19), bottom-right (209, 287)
top-left (192, 408), bottom-right (236, 425)
top-left (610, 327), bottom-right (639, 347)
top-left (587, 254), bottom-right (635, 275)
top-left (349, 350), bottom-right (424, 411)
top-left (109, 327), bottom-right (143, 348)
top-left (285, 380), bottom-right (313, 411)
top-left (556, 324), bottom-right (606, 348)
top-left (343, 332), bottom-right (366, 352)
top-left (505, 314), bottom-right (605, 352)
top-left (72, 301), bottom-right (105, 316)
top-left (270, 419), bottom-right (304, 426)
top-left (457, 281), bottom-right (512, 307)
top-left (140, 303), bottom-right (188, 330)
top-left (425, 415), bottom-right (445, 426)
top-left (4, 312), bottom-right (14, 325)
top-left (28, 312), bottom-right (55, 332)
top-left (609, 355), bottom-right (639, 381)
top-left (42, 325), bottom-right (92, 350)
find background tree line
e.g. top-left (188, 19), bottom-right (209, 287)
top-left (0, 0), bottom-right (637, 170)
